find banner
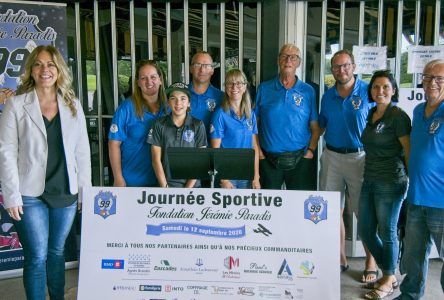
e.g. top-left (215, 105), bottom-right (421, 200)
top-left (0, 0), bottom-right (67, 273)
top-left (78, 187), bottom-right (340, 300)
top-left (397, 88), bottom-right (426, 119)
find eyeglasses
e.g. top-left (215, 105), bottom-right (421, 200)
top-left (279, 54), bottom-right (300, 62)
top-left (191, 63), bottom-right (213, 69)
top-left (225, 82), bottom-right (247, 88)
top-left (332, 63), bottom-right (353, 72)
top-left (422, 74), bottom-right (444, 84)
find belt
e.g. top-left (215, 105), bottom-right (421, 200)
top-left (326, 144), bottom-right (363, 154)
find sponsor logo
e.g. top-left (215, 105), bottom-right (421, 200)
top-left (222, 256), bottom-right (240, 278)
top-left (101, 259), bottom-right (124, 269)
top-left (238, 287), bottom-right (255, 296)
top-left (186, 285), bottom-right (208, 295)
top-left (112, 285), bottom-right (136, 291)
top-left (127, 253), bottom-right (151, 276)
top-left (244, 262), bottom-right (272, 274)
top-left (277, 259), bottom-right (293, 281)
top-left (211, 285), bottom-right (235, 295)
top-left (94, 191), bottom-right (117, 219)
top-left (304, 195), bottom-right (327, 224)
top-left (284, 289), bottom-right (294, 299)
top-left (253, 223), bottom-right (272, 236)
top-left (164, 285), bottom-right (184, 292)
top-left (154, 260), bottom-right (177, 271)
top-left (139, 285), bottom-right (161, 292)
top-left (299, 260), bottom-right (315, 276)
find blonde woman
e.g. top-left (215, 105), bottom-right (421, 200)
top-left (0, 45), bottom-right (91, 300)
top-left (210, 69), bottom-right (260, 189)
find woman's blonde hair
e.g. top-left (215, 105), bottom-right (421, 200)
top-left (16, 45), bottom-right (77, 116)
top-left (222, 69), bottom-right (252, 119)
top-left (132, 60), bottom-right (167, 118)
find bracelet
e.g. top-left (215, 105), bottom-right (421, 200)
top-left (307, 147), bottom-right (315, 153)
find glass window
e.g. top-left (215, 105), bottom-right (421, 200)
top-left (225, 1), bottom-right (240, 74)
top-left (152, 3), bottom-right (168, 83)
top-left (170, 2), bottom-right (185, 83)
top-left (400, 1), bottom-right (417, 87)
top-left (306, 1), bottom-right (323, 107)
top-left (207, 3), bottom-right (222, 89)
top-left (243, 2), bottom-right (258, 99)
top-left (324, 1), bottom-right (340, 88)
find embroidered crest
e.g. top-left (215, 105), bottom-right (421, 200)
top-left (94, 191), bottom-right (117, 219)
top-left (246, 119), bottom-right (253, 131)
top-left (304, 195), bottom-right (327, 224)
top-left (209, 124), bottom-right (215, 133)
top-left (183, 129), bottom-right (195, 143)
top-left (351, 96), bottom-right (362, 110)
top-left (429, 118), bottom-right (442, 134)
top-left (375, 122), bottom-right (385, 134)
top-left (292, 93), bottom-right (303, 106)
top-left (110, 124), bottom-right (118, 133)
top-left (206, 99), bottom-right (216, 112)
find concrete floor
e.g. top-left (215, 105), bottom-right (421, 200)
top-left (0, 257), bottom-right (442, 299)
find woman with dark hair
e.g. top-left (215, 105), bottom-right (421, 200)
top-left (358, 70), bottom-right (411, 299)
top-left (108, 60), bottom-right (167, 187)
top-left (210, 69), bottom-right (260, 189)
top-left (0, 45), bottom-right (91, 299)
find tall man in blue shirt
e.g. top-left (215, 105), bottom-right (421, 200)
top-left (189, 51), bottom-right (224, 136)
top-left (319, 50), bottom-right (376, 280)
top-left (394, 59), bottom-right (444, 300)
top-left (255, 43), bottom-right (320, 190)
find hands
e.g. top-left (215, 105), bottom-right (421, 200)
top-left (0, 88), bottom-right (15, 104)
top-left (113, 176), bottom-right (126, 187)
top-left (6, 206), bottom-right (23, 221)
top-left (220, 179), bottom-right (234, 189)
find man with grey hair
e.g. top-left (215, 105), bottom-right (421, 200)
top-left (254, 43), bottom-right (320, 190)
top-left (394, 59), bottom-right (444, 300)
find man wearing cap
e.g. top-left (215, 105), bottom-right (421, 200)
top-left (319, 49), bottom-right (376, 278)
top-left (148, 82), bottom-right (207, 188)
top-left (189, 51), bottom-right (224, 135)
top-left (254, 44), bottom-right (320, 192)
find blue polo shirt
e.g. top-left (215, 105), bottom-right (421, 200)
top-left (189, 83), bottom-right (224, 133)
top-left (254, 76), bottom-right (318, 153)
top-left (407, 101), bottom-right (444, 208)
top-left (108, 99), bottom-right (165, 187)
top-left (210, 107), bottom-right (258, 149)
top-left (319, 78), bottom-right (373, 148)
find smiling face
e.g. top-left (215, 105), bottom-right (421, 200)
top-left (422, 62), bottom-right (444, 103)
top-left (331, 53), bottom-right (356, 86)
top-left (278, 46), bottom-right (301, 76)
top-left (190, 52), bottom-right (214, 85)
top-left (225, 72), bottom-right (247, 103)
top-left (370, 76), bottom-right (395, 105)
top-left (137, 64), bottom-right (162, 97)
top-left (31, 50), bottom-right (58, 89)
top-left (168, 90), bottom-right (190, 117)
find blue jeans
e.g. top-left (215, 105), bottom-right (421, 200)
top-left (13, 196), bottom-right (77, 300)
top-left (358, 180), bottom-right (406, 275)
top-left (229, 180), bottom-right (251, 189)
top-left (394, 203), bottom-right (444, 300)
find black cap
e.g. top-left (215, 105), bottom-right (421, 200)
top-left (166, 82), bottom-right (191, 99)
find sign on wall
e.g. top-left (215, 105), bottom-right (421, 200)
top-left (407, 45), bottom-right (444, 74)
top-left (353, 46), bottom-right (387, 74)
top-left (78, 187), bottom-right (340, 300)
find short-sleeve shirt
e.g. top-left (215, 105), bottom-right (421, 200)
top-left (407, 101), bottom-right (444, 208)
top-left (147, 113), bottom-right (207, 187)
top-left (254, 76), bottom-right (318, 153)
top-left (319, 78), bottom-right (374, 148)
top-left (189, 83), bottom-right (224, 133)
top-left (108, 99), bottom-right (165, 186)
top-left (361, 104), bottom-right (411, 182)
top-left (209, 107), bottom-right (258, 149)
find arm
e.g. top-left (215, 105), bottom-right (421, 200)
top-left (108, 140), bottom-right (126, 187)
top-left (398, 135), bottom-right (410, 171)
top-left (252, 134), bottom-right (261, 189)
top-left (255, 117), bottom-right (265, 159)
top-left (151, 145), bottom-right (168, 188)
top-left (304, 120), bottom-right (321, 159)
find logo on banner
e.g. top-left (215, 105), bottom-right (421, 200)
top-left (94, 191), bottom-right (116, 219)
top-left (224, 256), bottom-right (239, 270)
top-left (154, 260), bottom-right (177, 271)
top-left (139, 285), bottom-right (161, 292)
top-left (299, 260), bottom-right (315, 276)
top-left (277, 259), bottom-right (293, 281)
top-left (238, 286), bottom-right (255, 296)
top-left (304, 195), bottom-right (328, 224)
top-left (101, 259), bottom-right (124, 269)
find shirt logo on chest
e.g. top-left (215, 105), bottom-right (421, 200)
top-left (246, 119), bottom-right (253, 131)
top-left (183, 129), bottom-right (195, 143)
top-left (429, 118), bottom-right (442, 135)
top-left (375, 122), bottom-right (385, 134)
top-left (292, 93), bottom-right (303, 106)
top-left (206, 99), bottom-right (216, 112)
top-left (351, 96), bottom-right (362, 110)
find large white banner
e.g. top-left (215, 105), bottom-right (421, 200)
top-left (78, 187), bottom-right (340, 300)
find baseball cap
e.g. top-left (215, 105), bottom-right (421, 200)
top-left (166, 82), bottom-right (191, 99)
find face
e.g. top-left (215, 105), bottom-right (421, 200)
top-left (225, 77), bottom-right (247, 102)
top-left (422, 63), bottom-right (444, 103)
top-left (190, 53), bottom-right (214, 84)
top-left (331, 53), bottom-right (356, 85)
top-left (168, 90), bottom-right (190, 117)
top-left (371, 76), bottom-right (395, 105)
top-left (31, 51), bottom-right (58, 89)
top-left (137, 64), bottom-right (162, 97)
top-left (278, 47), bottom-right (300, 76)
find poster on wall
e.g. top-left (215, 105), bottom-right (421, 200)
top-left (0, 0), bottom-right (67, 273)
top-left (407, 45), bottom-right (444, 74)
top-left (78, 187), bottom-right (340, 300)
top-left (353, 46), bottom-right (387, 74)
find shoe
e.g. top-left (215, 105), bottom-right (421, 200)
top-left (340, 264), bottom-right (349, 272)
top-left (365, 280), bottom-right (399, 290)
top-left (361, 269), bottom-right (379, 283)
top-left (364, 287), bottom-right (394, 299)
